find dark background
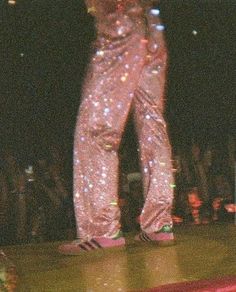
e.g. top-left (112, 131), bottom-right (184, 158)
top-left (0, 0), bottom-right (235, 165)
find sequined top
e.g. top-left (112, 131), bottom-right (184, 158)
top-left (86, 1), bottom-right (164, 50)
top-left (85, 0), bottom-right (146, 16)
top-left (85, 1), bottom-right (145, 39)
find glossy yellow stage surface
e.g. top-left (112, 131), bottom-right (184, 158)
top-left (3, 224), bottom-right (236, 291)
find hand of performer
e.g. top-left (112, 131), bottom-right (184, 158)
top-left (144, 2), bottom-right (167, 61)
top-left (85, 0), bottom-right (117, 16)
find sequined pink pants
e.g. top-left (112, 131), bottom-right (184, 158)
top-left (74, 10), bottom-right (174, 240)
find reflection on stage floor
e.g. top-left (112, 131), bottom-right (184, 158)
top-left (2, 224), bottom-right (236, 291)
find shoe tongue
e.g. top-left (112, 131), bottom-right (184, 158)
top-left (161, 225), bottom-right (172, 233)
top-left (111, 230), bottom-right (123, 240)
top-left (73, 239), bottom-right (82, 244)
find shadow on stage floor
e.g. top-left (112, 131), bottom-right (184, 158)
top-left (2, 223), bottom-right (236, 291)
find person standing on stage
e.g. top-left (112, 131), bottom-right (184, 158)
top-left (59, 0), bottom-right (175, 254)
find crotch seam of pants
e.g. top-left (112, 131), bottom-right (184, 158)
top-left (89, 126), bottom-right (121, 152)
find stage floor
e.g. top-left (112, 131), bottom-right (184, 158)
top-left (2, 223), bottom-right (236, 291)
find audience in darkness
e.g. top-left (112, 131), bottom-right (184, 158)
top-left (0, 137), bottom-right (234, 245)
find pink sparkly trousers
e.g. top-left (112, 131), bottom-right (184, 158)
top-left (73, 7), bottom-right (174, 240)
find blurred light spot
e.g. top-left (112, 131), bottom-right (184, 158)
top-left (150, 8), bottom-right (160, 16)
top-left (8, 0), bottom-right (16, 5)
top-left (154, 24), bottom-right (165, 31)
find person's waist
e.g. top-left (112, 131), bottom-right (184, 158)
top-left (95, 11), bottom-right (145, 39)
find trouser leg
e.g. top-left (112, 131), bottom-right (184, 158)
top-left (73, 33), bottom-right (146, 240)
top-left (134, 36), bottom-right (174, 234)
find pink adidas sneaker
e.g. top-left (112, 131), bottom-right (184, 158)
top-left (135, 225), bottom-right (175, 246)
top-left (58, 233), bottom-right (125, 255)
